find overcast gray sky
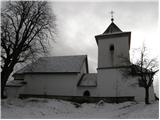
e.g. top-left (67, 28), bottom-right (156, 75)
top-left (49, 1), bottom-right (158, 74)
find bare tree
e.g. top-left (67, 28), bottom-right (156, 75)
top-left (1, 1), bottom-right (56, 98)
top-left (121, 45), bottom-right (159, 104)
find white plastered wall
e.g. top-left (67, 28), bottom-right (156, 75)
top-left (21, 73), bottom-right (78, 96)
top-left (98, 34), bottom-right (130, 68)
top-left (20, 59), bottom-right (89, 97)
top-left (76, 87), bottom-right (98, 97)
top-left (97, 68), bottom-right (155, 102)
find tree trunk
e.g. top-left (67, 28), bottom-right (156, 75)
top-left (145, 87), bottom-right (150, 104)
top-left (1, 56), bottom-right (19, 99)
top-left (1, 68), bottom-right (13, 99)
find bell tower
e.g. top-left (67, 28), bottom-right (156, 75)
top-left (95, 12), bottom-right (132, 97)
top-left (95, 13), bottom-right (131, 69)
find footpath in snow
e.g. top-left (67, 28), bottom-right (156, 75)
top-left (1, 98), bottom-right (159, 119)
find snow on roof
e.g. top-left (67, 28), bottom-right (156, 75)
top-left (15, 55), bottom-right (87, 74)
top-left (78, 73), bottom-right (97, 87)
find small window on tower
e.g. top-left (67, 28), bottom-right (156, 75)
top-left (110, 44), bottom-right (114, 51)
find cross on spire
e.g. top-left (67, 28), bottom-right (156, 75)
top-left (110, 10), bottom-right (114, 22)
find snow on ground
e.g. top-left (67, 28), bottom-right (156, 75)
top-left (1, 98), bottom-right (159, 119)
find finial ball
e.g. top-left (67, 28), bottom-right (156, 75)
top-left (111, 18), bottom-right (114, 22)
top-left (110, 11), bottom-right (114, 22)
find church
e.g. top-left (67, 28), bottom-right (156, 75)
top-left (7, 16), bottom-right (155, 103)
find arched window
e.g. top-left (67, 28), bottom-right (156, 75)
top-left (110, 44), bottom-right (114, 51)
top-left (83, 90), bottom-right (90, 97)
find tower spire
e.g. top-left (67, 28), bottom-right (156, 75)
top-left (110, 10), bottom-right (114, 22)
top-left (103, 11), bottom-right (122, 34)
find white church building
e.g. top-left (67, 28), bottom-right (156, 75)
top-left (8, 18), bottom-right (155, 103)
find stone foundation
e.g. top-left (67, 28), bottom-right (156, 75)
top-left (19, 94), bottom-right (135, 103)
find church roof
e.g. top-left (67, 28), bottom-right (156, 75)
top-left (103, 22), bottom-right (122, 34)
top-left (77, 73), bottom-right (97, 87)
top-left (14, 55), bottom-right (88, 74)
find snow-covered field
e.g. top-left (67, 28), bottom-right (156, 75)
top-left (1, 98), bottom-right (159, 119)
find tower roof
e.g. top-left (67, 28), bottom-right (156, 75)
top-left (103, 22), bottom-right (122, 34)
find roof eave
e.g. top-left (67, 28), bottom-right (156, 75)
top-left (14, 72), bottom-right (80, 76)
top-left (95, 32), bottom-right (131, 46)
